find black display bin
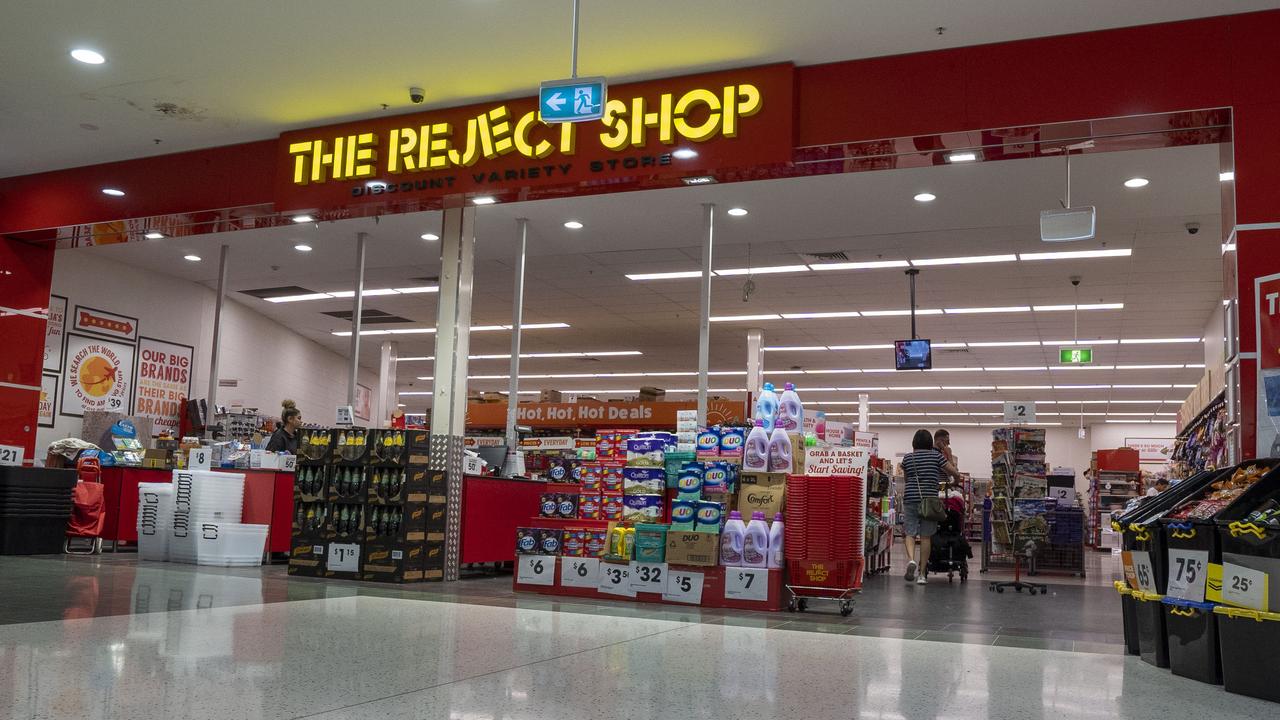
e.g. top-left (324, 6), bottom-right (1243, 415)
top-left (1162, 597), bottom-right (1222, 685)
top-left (1133, 592), bottom-right (1170, 668)
top-left (1112, 468), bottom-right (1228, 657)
top-left (1215, 470), bottom-right (1280, 564)
top-left (1116, 582), bottom-right (1141, 655)
top-left (1161, 461), bottom-right (1280, 570)
top-left (0, 467), bottom-right (76, 555)
top-left (1121, 468), bottom-right (1229, 592)
top-left (1214, 606), bottom-right (1280, 703)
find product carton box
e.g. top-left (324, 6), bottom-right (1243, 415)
top-left (425, 496), bottom-right (448, 532)
top-left (666, 530), bottom-right (720, 567)
top-left (405, 429), bottom-right (433, 453)
top-left (423, 532), bottom-right (446, 581)
top-left (737, 480), bottom-right (786, 519)
top-left (287, 536), bottom-right (326, 577)
top-left (539, 389), bottom-right (563, 403)
top-left (404, 466), bottom-right (448, 494)
top-left (360, 540), bottom-right (425, 583)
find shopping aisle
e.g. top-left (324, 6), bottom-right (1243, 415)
top-left (0, 578), bottom-right (1271, 720)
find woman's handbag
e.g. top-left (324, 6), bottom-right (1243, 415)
top-left (908, 459), bottom-right (947, 522)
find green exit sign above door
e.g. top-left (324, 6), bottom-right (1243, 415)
top-left (1059, 347), bottom-right (1093, 364)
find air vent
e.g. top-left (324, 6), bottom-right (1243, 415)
top-left (239, 285), bottom-right (317, 299)
top-left (409, 275), bottom-right (440, 283)
top-left (799, 251), bottom-right (850, 262)
top-left (322, 309), bottom-right (413, 324)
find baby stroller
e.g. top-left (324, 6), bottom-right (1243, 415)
top-left (927, 493), bottom-right (971, 583)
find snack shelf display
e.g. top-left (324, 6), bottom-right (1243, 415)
top-left (287, 427), bottom-right (449, 583)
top-left (1170, 393), bottom-right (1227, 479)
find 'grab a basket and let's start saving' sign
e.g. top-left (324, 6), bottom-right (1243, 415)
top-left (802, 446), bottom-right (870, 477)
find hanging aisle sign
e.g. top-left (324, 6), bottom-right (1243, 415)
top-left (274, 64), bottom-right (795, 212)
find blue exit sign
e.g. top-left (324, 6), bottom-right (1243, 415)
top-left (539, 77), bottom-right (607, 123)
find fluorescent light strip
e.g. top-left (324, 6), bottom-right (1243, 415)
top-left (710, 314), bottom-right (781, 322)
top-left (910, 254), bottom-right (1017, 267)
top-left (1120, 338), bottom-right (1202, 344)
top-left (625, 271), bottom-right (703, 281)
top-left (333, 322), bottom-right (568, 337)
top-left (810, 260), bottom-right (910, 271)
top-left (630, 249), bottom-right (1133, 281)
top-left (944, 306), bottom-right (1031, 315)
top-left (1033, 303), bottom-right (1125, 311)
top-left (780, 311), bottom-right (861, 320)
top-left (1019, 248), bottom-right (1133, 261)
top-left (267, 286), bottom-right (439, 303)
top-left (714, 265), bottom-right (810, 276)
top-left (861, 309), bottom-right (943, 317)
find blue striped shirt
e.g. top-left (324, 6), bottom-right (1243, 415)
top-left (902, 449), bottom-right (946, 503)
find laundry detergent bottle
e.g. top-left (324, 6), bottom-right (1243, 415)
top-left (767, 426), bottom-right (793, 473)
top-left (742, 511), bottom-right (770, 568)
top-left (775, 382), bottom-right (804, 432)
top-left (768, 512), bottom-right (785, 568)
top-left (755, 383), bottom-right (779, 432)
top-left (720, 511), bottom-right (747, 566)
top-left (743, 420), bottom-right (770, 471)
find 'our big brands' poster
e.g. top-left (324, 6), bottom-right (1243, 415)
top-left (43, 295), bottom-right (67, 372)
top-left (132, 337), bottom-right (193, 433)
top-left (61, 333), bottom-right (136, 418)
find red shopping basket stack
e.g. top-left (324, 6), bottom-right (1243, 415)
top-left (784, 474), bottom-right (864, 594)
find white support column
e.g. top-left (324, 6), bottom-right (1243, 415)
top-left (429, 203), bottom-right (476, 582)
top-left (205, 244), bottom-right (229, 438)
top-left (347, 232), bottom-right (368, 408)
top-left (697, 203), bottom-right (715, 425)
top-left (746, 328), bottom-right (764, 415)
top-left (505, 219), bottom-right (529, 455)
top-left (858, 394), bottom-right (870, 432)
top-left (376, 341), bottom-right (398, 428)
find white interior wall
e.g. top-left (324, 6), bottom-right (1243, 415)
top-left (37, 250), bottom-right (378, 450)
top-left (872, 422), bottom-right (1174, 495)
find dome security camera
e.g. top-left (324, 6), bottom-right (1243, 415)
top-left (409, 87), bottom-right (425, 104)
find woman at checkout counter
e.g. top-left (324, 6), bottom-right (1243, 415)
top-left (265, 399), bottom-right (302, 454)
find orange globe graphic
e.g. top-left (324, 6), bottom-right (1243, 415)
top-left (78, 356), bottom-right (116, 398)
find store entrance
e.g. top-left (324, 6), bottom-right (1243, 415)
top-left (39, 134), bottom-right (1225, 625)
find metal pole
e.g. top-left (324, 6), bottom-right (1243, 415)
top-left (858, 393), bottom-right (870, 432)
top-left (506, 219), bottom-right (529, 453)
top-left (570, 0), bottom-right (580, 78)
top-left (906, 268), bottom-right (920, 339)
top-left (697, 203), bottom-right (715, 425)
top-left (205, 244), bottom-right (229, 437)
top-left (745, 328), bottom-right (764, 418)
top-left (348, 232), bottom-right (368, 408)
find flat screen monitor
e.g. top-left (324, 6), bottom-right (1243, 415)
top-left (895, 339), bottom-right (932, 370)
top-left (475, 445), bottom-right (509, 473)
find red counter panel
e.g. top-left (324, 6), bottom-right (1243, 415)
top-left (459, 475), bottom-right (549, 565)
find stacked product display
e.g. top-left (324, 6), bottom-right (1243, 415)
top-left (288, 427), bottom-right (448, 582)
top-left (134, 469), bottom-right (269, 567)
top-left (513, 385), bottom-right (840, 611)
top-left (1090, 449), bottom-right (1142, 547)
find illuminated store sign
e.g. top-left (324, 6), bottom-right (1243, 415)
top-left (286, 84), bottom-right (763, 185)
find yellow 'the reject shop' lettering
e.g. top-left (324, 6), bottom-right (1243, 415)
top-left (287, 83), bottom-right (762, 185)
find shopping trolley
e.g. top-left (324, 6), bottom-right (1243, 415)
top-left (64, 456), bottom-right (105, 555)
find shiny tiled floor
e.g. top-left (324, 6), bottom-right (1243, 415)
top-left (0, 555), bottom-right (1270, 719)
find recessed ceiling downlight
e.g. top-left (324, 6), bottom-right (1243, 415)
top-left (71, 49), bottom-right (105, 64)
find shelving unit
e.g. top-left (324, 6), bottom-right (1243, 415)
top-left (1170, 393), bottom-right (1227, 478)
top-left (864, 457), bottom-right (893, 575)
top-left (985, 428), bottom-right (1046, 570)
top-left (1088, 448), bottom-right (1141, 549)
